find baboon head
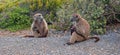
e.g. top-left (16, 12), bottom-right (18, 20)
top-left (71, 13), bottom-right (81, 22)
top-left (33, 13), bottom-right (44, 22)
top-left (70, 13), bottom-right (81, 25)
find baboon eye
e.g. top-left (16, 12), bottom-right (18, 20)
top-left (38, 15), bottom-right (41, 16)
top-left (75, 15), bottom-right (78, 18)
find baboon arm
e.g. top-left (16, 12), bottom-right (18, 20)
top-left (37, 22), bottom-right (48, 37)
top-left (36, 23), bottom-right (42, 35)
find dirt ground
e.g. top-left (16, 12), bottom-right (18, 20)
top-left (0, 28), bottom-right (120, 55)
top-left (0, 24), bottom-right (120, 55)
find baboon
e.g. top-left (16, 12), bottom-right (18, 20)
top-left (67, 13), bottom-right (100, 45)
top-left (24, 13), bottom-right (48, 38)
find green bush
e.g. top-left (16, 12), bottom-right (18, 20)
top-left (28, 0), bottom-right (63, 11)
top-left (0, 0), bottom-right (119, 34)
top-left (102, 0), bottom-right (120, 24)
top-left (0, 0), bottom-right (65, 32)
top-left (29, 0), bottom-right (64, 23)
top-left (56, 0), bottom-right (106, 34)
top-left (0, 6), bottom-right (30, 32)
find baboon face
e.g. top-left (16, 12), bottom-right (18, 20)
top-left (33, 13), bottom-right (44, 22)
top-left (71, 14), bottom-right (81, 25)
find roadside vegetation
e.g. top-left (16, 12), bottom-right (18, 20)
top-left (0, 0), bottom-right (120, 34)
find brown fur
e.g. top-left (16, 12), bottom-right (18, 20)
top-left (67, 13), bottom-right (100, 45)
top-left (24, 13), bottom-right (48, 38)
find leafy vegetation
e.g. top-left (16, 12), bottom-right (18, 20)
top-left (0, 0), bottom-right (120, 34)
top-left (56, 0), bottom-right (105, 34)
top-left (0, 0), bottom-right (64, 32)
top-left (56, 0), bottom-right (120, 34)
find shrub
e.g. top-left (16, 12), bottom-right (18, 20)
top-left (56, 0), bottom-right (106, 34)
top-left (0, 0), bottom-right (119, 34)
top-left (0, 0), bottom-right (65, 32)
top-left (102, 0), bottom-right (120, 24)
top-left (0, 6), bottom-right (30, 32)
top-left (29, 0), bottom-right (64, 23)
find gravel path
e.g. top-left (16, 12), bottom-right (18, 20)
top-left (0, 31), bottom-right (120, 55)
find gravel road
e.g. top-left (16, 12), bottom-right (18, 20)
top-left (0, 31), bottom-right (120, 55)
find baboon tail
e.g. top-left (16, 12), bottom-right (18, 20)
top-left (24, 35), bottom-right (34, 38)
top-left (88, 37), bottom-right (100, 42)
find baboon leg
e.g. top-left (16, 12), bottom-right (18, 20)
top-left (33, 32), bottom-right (40, 38)
top-left (43, 30), bottom-right (48, 37)
top-left (66, 32), bottom-right (78, 45)
top-left (38, 31), bottom-right (48, 38)
top-left (42, 28), bottom-right (48, 37)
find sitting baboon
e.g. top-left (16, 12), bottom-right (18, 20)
top-left (67, 13), bottom-right (100, 45)
top-left (24, 13), bottom-right (48, 38)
